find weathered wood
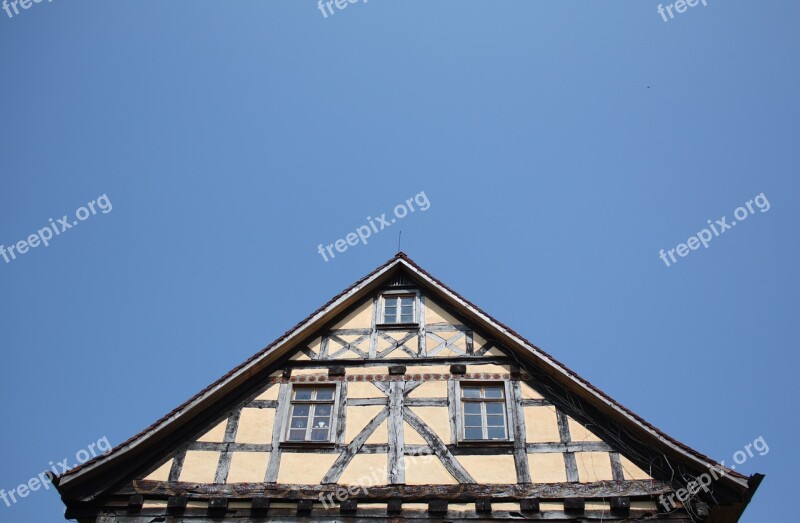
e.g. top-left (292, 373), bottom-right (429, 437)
top-left (168, 447), bottom-right (187, 482)
top-left (564, 497), bottom-right (585, 513)
top-left (447, 380), bottom-right (458, 444)
top-left (348, 398), bottom-right (387, 406)
top-left (388, 381), bottom-right (405, 484)
top-left (428, 500), bottom-right (448, 515)
top-left (127, 494), bottom-right (143, 512)
top-left (526, 441), bottom-right (612, 453)
top-left (265, 383), bottom-right (290, 483)
top-left (404, 398), bottom-right (447, 407)
top-left (214, 408), bottom-right (242, 484)
top-left (450, 364), bottom-right (467, 375)
top-left (520, 498), bottom-right (540, 513)
top-left (401, 406), bottom-right (475, 484)
top-left (389, 365), bottom-right (407, 375)
top-left (521, 399), bottom-right (551, 407)
top-left (285, 356), bottom-right (512, 369)
top-left (510, 381), bottom-right (532, 483)
top-left (335, 381), bottom-right (348, 445)
top-left (127, 479), bottom-right (673, 500)
top-left (610, 451), bottom-right (625, 481)
top-left (369, 295), bottom-right (379, 359)
top-left (246, 399), bottom-right (278, 409)
top-left (166, 495), bottom-right (187, 513)
top-left (556, 408), bottom-right (579, 482)
top-left (418, 294), bottom-right (427, 357)
top-left (322, 407), bottom-right (390, 484)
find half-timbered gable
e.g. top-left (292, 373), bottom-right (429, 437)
top-left (55, 253), bottom-right (762, 522)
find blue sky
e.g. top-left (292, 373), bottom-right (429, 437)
top-left (1, 1), bottom-right (797, 521)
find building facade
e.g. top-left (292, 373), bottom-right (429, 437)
top-left (56, 253), bottom-right (762, 521)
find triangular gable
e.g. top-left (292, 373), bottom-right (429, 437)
top-left (56, 253), bottom-right (758, 520)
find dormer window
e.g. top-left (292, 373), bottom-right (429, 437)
top-left (381, 294), bottom-right (416, 325)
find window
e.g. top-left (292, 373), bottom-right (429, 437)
top-left (286, 386), bottom-right (336, 442)
top-left (382, 294), bottom-right (415, 324)
top-left (460, 384), bottom-right (508, 441)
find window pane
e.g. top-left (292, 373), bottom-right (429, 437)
top-left (487, 415), bottom-right (505, 427)
top-left (290, 417), bottom-right (308, 429)
top-left (487, 427), bottom-right (506, 440)
top-left (462, 387), bottom-right (481, 399)
top-left (294, 389), bottom-right (313, 401)
top-left (315, 404), bottom-right (332, 417)
top-left (483, 386), bottom-right (504, 399)
top-left (311, 428), bottom-right (329, 441)
top-left (463, 402), bottom-right (481, 414)
top-left (400, 314), bottom-right (413, 323)
top-left (464, 414), bottom-right (483, 428)
top-left (464, 427), bottom-right (483, 440)
top-left (485, 403), bottom-right (504, 415)
top-left (315, 389), bottom-right (335, 401)
top-left (288, 429), bottom-right (306, 441)
top-left (312, 416), bottom-right (330, 429)
top-left (291, 404), bottom-right (310, 417)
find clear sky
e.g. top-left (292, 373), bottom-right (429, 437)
top-left (1, 1), bottom-right (797, 521)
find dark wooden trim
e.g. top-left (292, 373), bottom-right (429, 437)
top-left (188, 442), bottom-right (272, 452)
top-left (556, 408), bottom-right (579, 483)
top-left (168, 447), bottom-right (187, 482)
top-left (128, 479), bottom-right (672, 500)
top-left (404, 398), bottom-right (447, 407)
top-left (348, 398), bottom-right (388, 406)
top-left (214, 408), bottom-right (242, 484)
top-left (610, 451), bottom-right (625, 481)
top-left (284, 356), bottom-right (512, 369)
top-left (447, 380), bottom-right (458, 444)
top-left (526, 441), bottom-right (613, 453)
top-left (246, 400), bottom-right (278, 409)
top-left (521, 399), bottom-right (551, 407)
top-left (335, 381), bottom-right (348, 445)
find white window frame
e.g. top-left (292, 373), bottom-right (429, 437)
top-left (280, 383), bottom-right (341, 446)
top-left (453, 380), bottom-right (514, 445)
top-left (378, 290), bottom-right (419, 325)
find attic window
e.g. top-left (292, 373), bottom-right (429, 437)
top-left (381, 294), bottom-right (416, 325)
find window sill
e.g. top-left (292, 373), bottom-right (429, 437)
top-left (376, 323), bottom-right (419, 330)
top-left (279, 441), bottom-right (336, 449)
top-left (456, 440), bottom-right (514, 448)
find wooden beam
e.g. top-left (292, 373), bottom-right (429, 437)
top-left (388, 381), bottom-right (405, 484)
top-left (509, 381), bottom-right (532, 483)
top-left (322, 408), bottom-right (390, 484)
top-left (264, 383), bottom-right (290, 483)
top-left (214, 409), bottom-right (242, 484)
top-left (127, 479), bottom-right (673, 500)
top-left (556, 408), bottom-right (579, 482)
top-left (401, 407), bottom-right (475, 484)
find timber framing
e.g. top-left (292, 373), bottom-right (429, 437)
top-left (55, 253), bottom-right (763, 522)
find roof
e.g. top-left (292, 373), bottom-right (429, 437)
top-left (57, 252), bottom-right (756, 504)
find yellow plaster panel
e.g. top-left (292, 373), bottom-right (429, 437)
top-left (528, 453), bottom-right (568, 483)
top-left (457, 455), bottom-right (517, 484)
top-left (586, 502), bottom-right (610, 510)
top-left (347, 381), bottom-right (385, 399)
top-left (276, 453), bottom-right (338, 484)
top-left (620, 455), bottom-right (652, 480)
top-left (144, 459), bottom-right (172, 481)
top-left (567, 417), bottom-right (602, 442)
top-left (289, 351), bottom-right (310, 361)
top-left (345, 405), bottom-right (388, 443)
top-left (483, 347), bottom-right (507, 357)
top-left (466, 364), bottom-right (510, 374)
top-left (631, 501), bottom-right (657, 510)
top-left (186, 501), bottom-right (209, 508)
top-left (292, 368), bottom-right (328, 376)
top-left (337, 453), bottom-right (388, 486)
top-left (406, 381), bottom-right (448, 398)
top-left (227, 452), bottom-right (270, 483)
top-left (425, 300), bottom-right (462, 326)
top-left (404, 421), bottom-right (426, 445)
top-left (179, 451), bottom-right (220, 483)
top-left (365, 418), bottom-right (389, 444)
top-left (541, 502), bottom-right (563, 511)
top-left (332, 301), bottom-right (373, 330)
top-left (575, 452), bottom-right (614, 482)
top-left (348, 366), bottom-right (389, 375)
top-left (519, 382), bottom-right (544, 400)
top-left (404, 454), bottom-right (458, 485)
top-left (197, 420), bottom-right (227, 443)
top-left (409, 407), bottom-right (450, 443)
top-left (524, 406), bottom-right (561, 443)
top-left (407, 365), bottom-right (450, 375)
top-left (143, 501), bottom-right (168, 508)
top-left (494, 503), bottom-right (521, 510)
top-left (256, 384), bottom-right (280, 401)
top-left (236, 408), bottom-right (274, 444)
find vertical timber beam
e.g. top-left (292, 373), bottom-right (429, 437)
top-left (388, 381), bottom-right (405, 484)
top-left (418, 294), bottom-right (427, 357)
top-left (214, 408), bottom-right (243, 484)
top-left (265, 383), bottom-right (290, 483)
top-left (510, 381), bottom-right (532, 483)
top-left (369, 295), bottom-right (379, 359)
top-left (556, 408), bottom-right (579, 482)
